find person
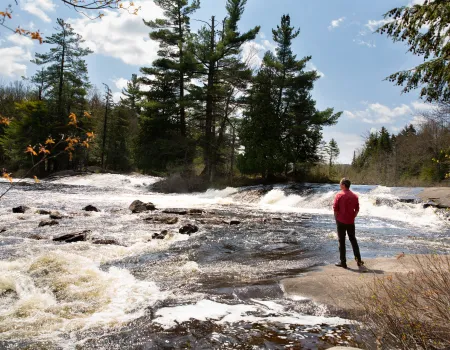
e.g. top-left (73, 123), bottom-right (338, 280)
top-left (333, 178), bottom-right (364, 269)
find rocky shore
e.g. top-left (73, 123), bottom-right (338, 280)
top-left (419, 187), bottom-right (450, 209)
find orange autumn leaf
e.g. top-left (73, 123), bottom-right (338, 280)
top-left (45, 137), bottom-right (55, 145)
top-left (86, 131), bottom-right (95, 138)
top-left (82, 140), bottom-right (90, 148)
top-left (25, 145), bottom-right (37, 156)
top-left (83, 111), bottom-right (92, 118)
top-left (34, 176), bottom-right (40, 183)
top-left (0, 116), bottom-right (11, 125)
top-left (2, 173), bottom-right (13, 183)
top-left (68, 112), bottom-right (77, 126)
top-left (39, 145), bottom-right (50, 155)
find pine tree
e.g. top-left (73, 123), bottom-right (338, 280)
top-left (190, 0), bottom-right (260, 181)
top-left (327, 138), bottom-right (340, 175)
top-left (31, 18), bottom-right (92, 122)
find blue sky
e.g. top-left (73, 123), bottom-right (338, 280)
top-left (0, 0), bottom-right (431, 163)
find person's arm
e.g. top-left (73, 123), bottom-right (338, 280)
top-left (333, 195), bottom-right (339, 220)
top-left (354, 197), bottom-right (360, 218)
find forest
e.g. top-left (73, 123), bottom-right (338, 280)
top-left (0, 0), bottom-right (449, 187)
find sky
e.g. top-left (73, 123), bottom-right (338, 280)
top-left (0, 0), bottom-right (432, 163)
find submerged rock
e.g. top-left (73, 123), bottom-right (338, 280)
top-left (83, 205), bottom-right (100, 212)
top-left (152, 230), bottom-right (169, 240)
top-left (91, 239), bottom-right (121, 245)
top-left (129, 200), bottom-right (156, 213)
top-left (145, 216), bottom-right (179, 225)
top-left (39, 220), bottom-right (59, 227)
top-left (162, 209), bottom-right (188, 215)
top-left (179, 224), bottom-right (199, 235)
top-left (36, 209), bottom-right (51, 215)
top-left (29, 234), bottom-right (45, 240)
top-left (53, 230), bottom-right (90, 243)
top-left (49, 211), bottom-right (63, 220)
top-left (12, 206), bottom-right (30, 214)
top-left (0, 227), bottom-right (6, 233)
top-left (189, 209), bottom-right (204, 215)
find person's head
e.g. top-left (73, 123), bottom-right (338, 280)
top-left (340, 178), bottom-right (351, 190)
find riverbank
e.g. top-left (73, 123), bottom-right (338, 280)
top-left (281, 255), bottom-right (433, 313)
top-left (419, 187), bottom-right (450, 208)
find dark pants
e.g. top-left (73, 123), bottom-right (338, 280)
top-left (336, 220), bottom-right (361, 264)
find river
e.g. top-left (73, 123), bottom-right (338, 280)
top-left (0, 174), bottom-right (448, 349)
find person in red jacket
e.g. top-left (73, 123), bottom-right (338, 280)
top-left (333, 178), bottom-right (364, 269)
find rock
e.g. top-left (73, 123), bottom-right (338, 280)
top-left (91, 239), bottom-right (120, 245)
top-left (145, 216), bottom-right (179, 225)
top-left (53, 230), bottom-right (90, 243)
top-left (36, 209), bottom-right (51, 215)
top-left (188, 209), bottom-right (204, 215)
top-left (162, 209), bottom-right (188, 215)
top-left (229, 220), bottom-right (241, 226)
top-left (13, 206), bottom-right (30, 214)
top-left (29, 234), bottom-right (45, 240)
top-left (39, 220), bottom-right (59, 227)
top-left (129, 200), bottom-right (156, 213)
top-left (152, 230), bottom-right (169, 240)
top-left (50, 211), bottom-right (63, 220)
top-left (179, 224), bottom-right (199, 235)
top-left (374, 198), bottom-right (398, 207)
top-left (86, 166), bottom-right (104, 173)
top-left (83, 205), bottom-right (100, 212)
top-left (0, 227), bottom-right (6, 233)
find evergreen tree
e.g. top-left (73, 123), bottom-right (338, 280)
top-left (239, 14), bottom-right (340, 178)
top-left (31, 18), bottom-right (92, 122)
top-left (327, 139), bottom-right (340, 175)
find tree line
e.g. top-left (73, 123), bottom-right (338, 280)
top-left (0, 0), bottom-right (340, 184)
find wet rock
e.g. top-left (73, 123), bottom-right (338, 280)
top-left (152, 230), bottom-right (169, 240)
top-left (49, 211), bottom-right (63, 220)
top-left (29, 234), bottom-right (45, 240)
top-left (36, 209), bottom-right (51, 215)
top-left (179, 224), bottom-right (199, 235)
top-left (423, 200), bottom-right (438, 209)
top-left (162, 209), bottom-right (188, 215)
top-left (145, 216), bottom-right (179, 225)
top-left (189, 209), bottom-right (204, 215)
top-left (39, 220), bottom-right (59, 227)
top-left (12, 206), bottom-right (30, 214)
top-left (229, 220), bottom-right (241, 226)
top-left (263, 217), bottom-right (283, 224)
top-left (53, 230), bottom-right (90, 243)
top-left (129, 200), bottom-right (156, 213)
top-left (83, 205), bottom-right (100, 212)
top-left (91, 239), bottom-right (120, 245)
top-left (374, 198), bottom-right (398, 207)
top-left (0, 227), bottom-right (6, 233)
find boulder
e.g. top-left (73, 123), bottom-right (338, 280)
top-left (13, 206), bottom-right (30, 214)
top-left (83, 205), bottom-right (100, 212)
top-left (152, 230), bottom-right (169, 240)
top-left (36, 209), bottom-right (51, 215)
top-left (50, 211), bottom-right (63, 220)
top-left (53, 230), bottom-right (90, 243)
top-left (179, 224), bottom-right (199, 235)
top-left (39, 220), bottom-right (59, 227)
top-left (0, 227), bottom-right (6, 233)
top-left (162, 209), bottom-right (188, 215)
top-left (229, 220), bottom-right (241, 226)
top-left (129, 200), bottom-right (156, 213)
top-left (91, 239), bottom-right (120, 245)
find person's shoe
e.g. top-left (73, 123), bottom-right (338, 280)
top-left (335, 262), bottom-right (348, 269)
top-left (356, 260), bottom-right (365, 267)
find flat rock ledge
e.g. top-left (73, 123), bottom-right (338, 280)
top-left (419, 187), bottom-right (450, 208)
top-left (281, 255), bottom-right (433, 313)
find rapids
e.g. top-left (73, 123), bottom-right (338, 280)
top-left (0, 174), bottom-right (448, 349)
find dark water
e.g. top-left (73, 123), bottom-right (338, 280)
top-left (0, 175), bottom-right (448, 349)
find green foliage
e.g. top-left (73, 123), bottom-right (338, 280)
top-left (239, 14), bottom-right (340, 179)
top-left (378, 0), bottom-right (450, 102)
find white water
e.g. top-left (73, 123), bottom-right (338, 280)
top-left (0, 174), bottom-right (446, 347)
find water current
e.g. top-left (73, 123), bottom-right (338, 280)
top-left (0, 174), bottom-right (448, 349)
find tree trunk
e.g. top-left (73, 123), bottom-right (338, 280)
top-left (204, 16), bottom-right (215, 182)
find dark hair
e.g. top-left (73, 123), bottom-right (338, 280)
top-left (340, 178), bottom-right (351, 189)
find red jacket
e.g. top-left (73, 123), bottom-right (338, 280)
top-left (333, 189), bottom-right (359, 224)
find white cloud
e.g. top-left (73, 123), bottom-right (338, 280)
top-left (69, 0), bottom-right (164, 66)
top-left (328, 17), bottom-right (346, 31)
top-left (20, 0), bottom-right (56, 23)
top-left (322, 129), bottom-right (363, 164)
top-left (411, 101), bottom-right (434, 112)
top-left (262, 39), bottom-right (277, 53)
top-left (241, 41), bottom-right (265, 69)
top-left (7, 34), bottom-right (34, 48)
top-left (113, 77), bottom-right (129, 90)
top-left (0, 46), bottom-right (32, 77)
top-left (353, 38), bottom-right (376, 48)
top-left (344, 102), bottom-right (412, 124)
top-left (410, 115), bottom-right (427, 126)
top-left (365, 19), bottom-right (392, 32)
